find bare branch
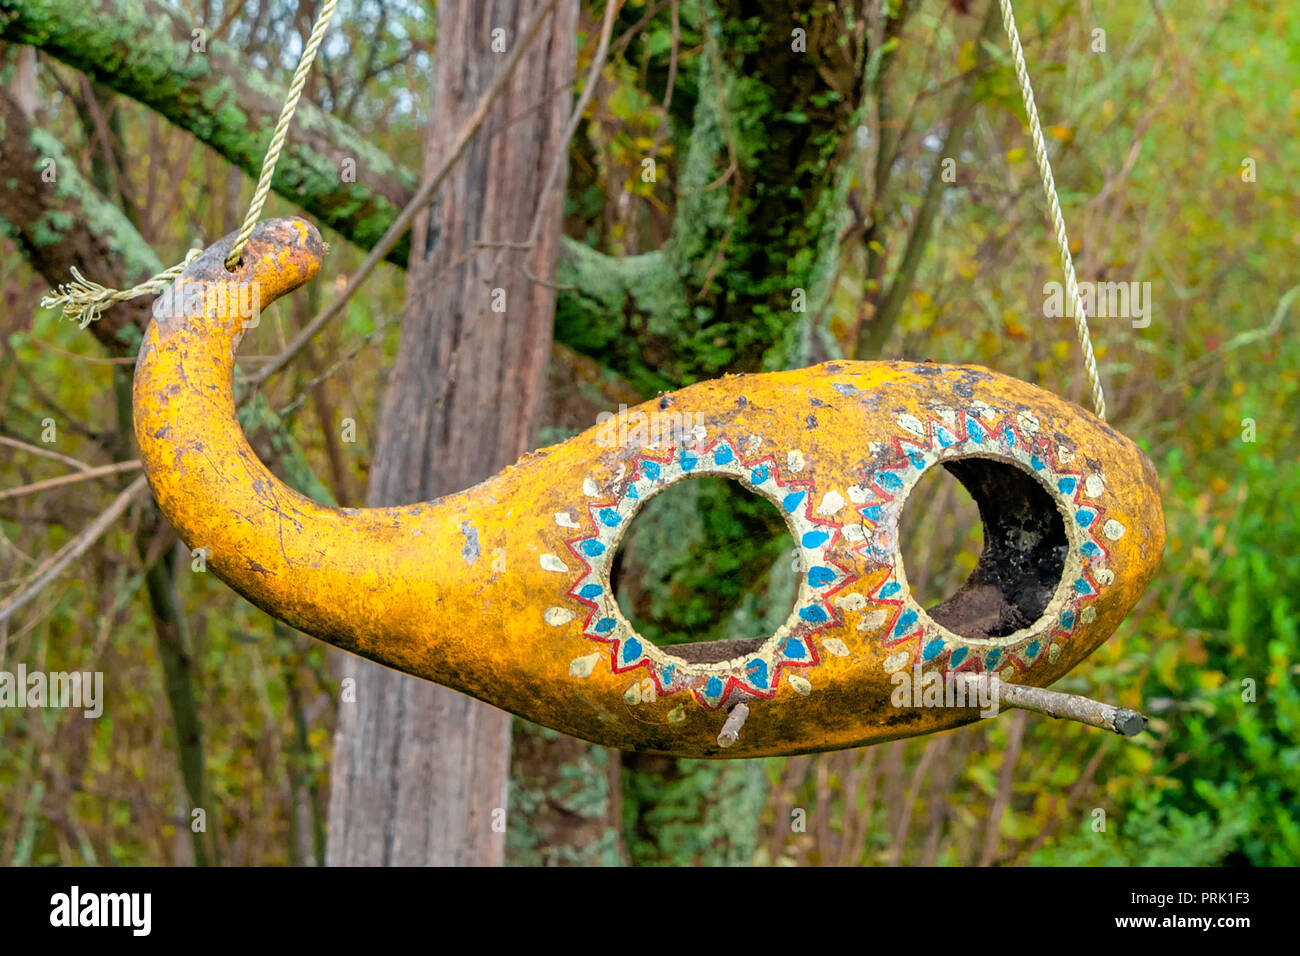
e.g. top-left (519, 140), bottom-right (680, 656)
top-left (244, 0), bottom-right (562, 392)
top-left (0, 460), bottom-right (142, 502)
top-left (0, 435), bottom-right (94, 473)
top-left (0, 475), bottom-right (149, 627)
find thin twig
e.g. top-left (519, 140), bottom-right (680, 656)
top-left (0, 435), bottom-right (94, 472)
top-left (244, 0), bottom-right (562, 392)
top-left (0, 460), bottom-right (141, 502)
top-left (0, 475), bottom-right (149, 627)
top-left (980, 709), bottom-right (1027, 866)
top-left (524, 0), bottom-right (620, 248)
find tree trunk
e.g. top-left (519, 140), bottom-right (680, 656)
top-left (326, 0), bottom-right (577, 867)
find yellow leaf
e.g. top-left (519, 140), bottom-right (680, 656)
top-left (1048, 124), bottom-right (1074, 143)
top-left (957, 41), bottom-right (976, 73)
top-left (1128, 748), bottom-right (1154, 774)
top-left (1199, 670), bottom-right (1225, 691)
top-left (1006, 147), bottom-right (1026, 163)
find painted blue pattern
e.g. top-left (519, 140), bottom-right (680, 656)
top-left (848, 410), bottom-right (1112, 682)
top-left (877, 471), bottom-right (904, 491)
top-left (894, 608), bottom-right (919, 636)
top-left (808, 566), bottom-right (836, 587)
top-left (563, 436), bottom-right (851, 710)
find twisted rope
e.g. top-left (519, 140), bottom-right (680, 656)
top-left (41, 249), bottom-right (201, 328)
top-left (41, 0), bottom-right (340, 326)
top-left (997, 0), bottom-right (1107, 420)
top-left (224, 0), bottom-right (339, 269)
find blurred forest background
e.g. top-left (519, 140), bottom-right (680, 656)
top-left (1, 0), bottom-right (1297, 866)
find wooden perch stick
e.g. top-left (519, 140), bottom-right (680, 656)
top-left (957, 673), bottom-right (1147, 736)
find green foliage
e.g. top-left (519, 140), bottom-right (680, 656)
top-left (2, 0), bottom-right (1296, 868)
top-left (613, 477), bottom-right (795, 647)
top-left (621, 756), bottom-right (767, 865)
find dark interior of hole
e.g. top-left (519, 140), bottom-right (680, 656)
top-left (924, 458), bottom-right (1068, 639)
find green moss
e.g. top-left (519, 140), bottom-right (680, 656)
top-left (3, 0), bottom-right (413, 262)
top-left (506, 721), bottom-right (623, 866)
top-left (621, 756), bottom-right (769, 865)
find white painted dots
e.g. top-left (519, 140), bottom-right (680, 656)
top-left (817, 489), bottom-right (845, 516)
top-left (1084, 473), bottom-right (1105, 498)
top-left (834, 593), bottom-right (867, 612)
top-left (540, 553), bottom-right (568, 573)
top-left (897, 413), bottom-right (926, 438)
top-left (883, 651), bottom-right (911, 674)
top-left (821, 638), bottom-right (849, 657)
top-left (569, 653), bottom-right (601, 678)
top-left (857, 609), bottom-right (888, 632)
top-left (544, 607), bottom-right (575, 626)
top-left (1103, 519), bottom-right (1126, 541)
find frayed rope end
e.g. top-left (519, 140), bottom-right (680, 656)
top-left (40, 249), bottom-right (203, 330)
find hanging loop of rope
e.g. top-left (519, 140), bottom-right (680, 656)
top-left (224, 0), bottom-right (340, 270)
top-left (41, 0), bottom-right (340, 324)
top-left (996, 0), bottom-right (1107, 421)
